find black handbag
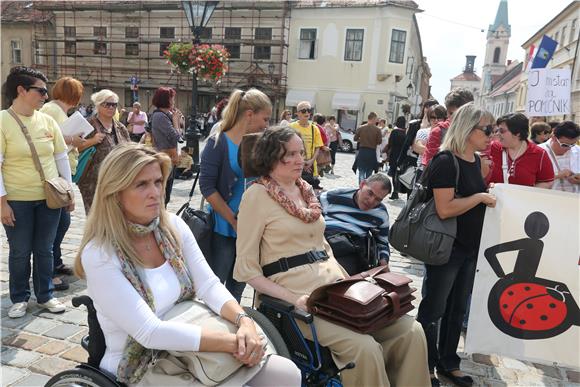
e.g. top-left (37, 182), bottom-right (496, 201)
top-left (389, 151), bottom-right (459, 266)
top-left (176, 170), bottom-right (214, 259)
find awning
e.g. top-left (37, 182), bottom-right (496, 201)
top-left (331, 92), bottom-right (362, 110)
top-left (285, 89), bottom-right (317, 107)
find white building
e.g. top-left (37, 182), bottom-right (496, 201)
top-left (450, 55), bottom-right (481, 102)
top-left (285, 1), bottom-right (428, 130)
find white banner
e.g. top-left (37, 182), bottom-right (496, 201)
top-left (466, 184), bottom-right (580, 368)
top-left (526, 68), bottom-right (571, 116)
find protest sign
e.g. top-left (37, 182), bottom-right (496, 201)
top-left (526, 68), bottom-right (571, 116)
top-left (466, 184), bottom-right (579, 367)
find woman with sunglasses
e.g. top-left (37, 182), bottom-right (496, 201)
top-left (77, 89), bottom-right (130, 213)
top-left (416, 103), bottom-right (497, 387)
top-left (530, 122), bottom-right (552, 145)
top-left (539, 121), bottom-right (580, 193)
top-left (487, 113), bottom-right (554, 188)
top-left (1, 66), bottom-right (71, 318)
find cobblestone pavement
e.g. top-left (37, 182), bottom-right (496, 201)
top-left (1, 147), bottom-right (579, 386)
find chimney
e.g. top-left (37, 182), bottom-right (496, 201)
top-left (507, 59), bottom-right (512, 65)
top-left (464, 55), bottom-right (476, 73)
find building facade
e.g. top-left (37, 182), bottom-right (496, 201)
top-left (0, 2), bottom-right (54, 108)
top-left (31, 1), bottom-right (289, 117)
top-left (285, 1), bottom-right (428, 130)
top-left (517, 1), bottom-right (580, 123)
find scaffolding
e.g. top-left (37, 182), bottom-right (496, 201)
top-left (32, 1), bottom-right (290, 115)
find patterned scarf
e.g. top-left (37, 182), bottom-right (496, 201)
top-left (256, 176), bottom-right (321, 223)
top-left (115, 217), bottom-right (195, 384)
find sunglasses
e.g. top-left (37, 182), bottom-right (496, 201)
top-left (299, 108), bottom-right (312, 114)
top-left (543, 130), bottom-right (552, 135)
top-left (26, 86), bottom-right (48, 96)
top-left (556, 138), bottom-right (576, 148)
top-left (102, 102), bottom-right (118, 108)
top-left (473, 124), bottom-right (493, 136)
top-left (429, 116), bottom-right (443, 120)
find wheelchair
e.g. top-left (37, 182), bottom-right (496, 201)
top-left (45, 295), bottom-right (352, 387)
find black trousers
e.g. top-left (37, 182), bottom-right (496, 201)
top-left (416, 246), bottom-right (477, 372)
top-left (329, 141), bottom-right (339, 165)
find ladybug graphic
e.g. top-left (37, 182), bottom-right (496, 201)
top-left (485, 212), bottom-right (580, 340)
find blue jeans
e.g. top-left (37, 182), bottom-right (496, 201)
top-left (358, 168), bottom-right (373, 184)
top-left (4, 200), bottom-right (61, 304)
top-left (53, 209), bottom-right (71, 269)
top-left (416, 246), bottom-right (477, 372)
top-left (209, 232), bottom-right (246, 302)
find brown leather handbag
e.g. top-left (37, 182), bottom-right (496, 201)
top-left (307, 266), bottom-right (416, 334)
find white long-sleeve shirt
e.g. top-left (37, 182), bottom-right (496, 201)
top-left (81, 213), bottom-right (235, 375)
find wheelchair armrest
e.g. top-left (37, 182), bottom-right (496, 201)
top-left (72, 295), bottom-right (94, 308)
top-left (259, 294), bottom-right (313, 324)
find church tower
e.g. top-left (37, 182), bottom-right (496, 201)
top-left (481, 0), bottom-right (510, 95)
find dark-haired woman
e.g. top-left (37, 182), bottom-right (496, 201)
top-left (1, 66), bottom-right (71, 318)
top-left (77, 89), bottom-right (130, 214)
top-left (200, 88), bottom-right (272, 302)
top-left (150, 87), bottom-right (183, 206)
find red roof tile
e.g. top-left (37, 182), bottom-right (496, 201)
top-left (451, 72), bottom-right (481, 82)
top-left (1, 1), bottom-right (53, 23)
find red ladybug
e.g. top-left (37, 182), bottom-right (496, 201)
top-left (485, 212), bottom-right (580, 340)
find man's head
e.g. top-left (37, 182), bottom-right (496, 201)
top-left (356, 173), bottom-right (392, 211)
top-left (367, 112), bottom-right (378, 126)
top-left (444, 87), bottom-right (474, 118)
top-left (551, 121), bottom-right (579, 156)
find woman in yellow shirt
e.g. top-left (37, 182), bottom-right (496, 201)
top-left (40, 77), bottom-right (85, 291)
top-left (0, 66), bottom-right (72, 318)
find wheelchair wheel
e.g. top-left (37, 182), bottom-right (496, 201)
top-left (45, 366), bottom-right (120, 387)
top-left (244, 306), bottom-right (291, 359)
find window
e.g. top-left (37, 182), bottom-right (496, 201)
top-left (299, 28), bottom-right (316, 59)
top-left (126, 43), bottom-right (139, 56)
top-left (94, 27), bottom-right (107, 38)
top-left (571, 19), bottom-right (577, 43)
top-left (493, 47), bottom-right (500, 63)
top-left (255, 27), bottom-right (272, 41)
top-left (11, 40), bottom-right (22, 63)
top-left (561, 26), bottom-right (567, 45)
top-left (160, 27), bottom-right (175, 39)
top-left (254, 28), bottom-right (272, 60)
top-left (35, 41), bottom-right (44, 65)
top-left (159, 42), bottom-right (170, 57)
top-left (65, 41), bottom-right (76, 55)
top-left (554, 31), bottom-right (559, 46)
top-left (64, 26), bottom-right (76, 38)
top-left (388, 29), bottom-right (406, 63)
top-left (344, 29), bottom-right (363, 61)
top-left (198, 27), bottom-right (212, 40)
top-left (126, 26), bottom-right (139, 39)
top-left (94, 42), bottom-right (107, 55)
top-left (224, 27), bottom-right (241, 59)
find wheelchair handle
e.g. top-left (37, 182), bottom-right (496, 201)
top-left (72, 295), bottom-right (94, 309)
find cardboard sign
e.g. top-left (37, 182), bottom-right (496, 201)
top-left (526, 68), bottom-right (571, 116)
top-left (465, 184), bottom-right (579, 367)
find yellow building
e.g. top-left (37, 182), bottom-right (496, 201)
top-left (517, 1), bottom-right (580, 124)
top-left (285, 1), bottom-right (429, 130)
top-left (0, 2), bottom-right (54, 108)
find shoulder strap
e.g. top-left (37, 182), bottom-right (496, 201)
top-left (7, 109), bottom-right (46, 182)
top-left (310, 123), bottom-right (315, 155)
top-left (449, 151), bottom-right (460, 194)
top-left (501, 150), bottom-right (509, 184)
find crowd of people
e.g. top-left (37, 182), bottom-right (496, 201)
top-left (1, 64), bottom-right (579, 387)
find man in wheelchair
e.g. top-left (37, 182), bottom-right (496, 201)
top-left (320, 173), bottom-right (392, 275)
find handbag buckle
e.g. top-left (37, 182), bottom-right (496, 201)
top-left (307, 250), bottom-right (328, 263)
top-left (364, 277), bottom-right (378, 285)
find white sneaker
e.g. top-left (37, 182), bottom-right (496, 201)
top-left (8, 302), bottom-right (28, 318)
top-left (38, 298), bottom-right (66, 313)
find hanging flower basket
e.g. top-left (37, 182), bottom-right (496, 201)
top-left (164, 42), bottom-right (229, 82)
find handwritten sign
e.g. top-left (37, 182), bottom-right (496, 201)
top-left (526, 68), bottom-right (571, 116)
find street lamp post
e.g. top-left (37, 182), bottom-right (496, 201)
top-left (182, 1), bottom-right (218, 172)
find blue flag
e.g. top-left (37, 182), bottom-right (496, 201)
top-left (531, 35), bottom-right (558, 69)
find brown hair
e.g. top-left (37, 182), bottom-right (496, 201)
top-left (530, 122), bottom-right (551, 139)
top-left (51, 77), bottom-right (84, 106)
top-left (252, 126), bottom-right (301, 176)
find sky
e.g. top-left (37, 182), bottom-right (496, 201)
top-left (415, 0), bottom-right (574, 103)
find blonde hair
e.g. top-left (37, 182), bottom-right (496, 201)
top-left (214, 88), bottom-right (271, 142)
top-left (91, 89), bottom-right (119, 107)
top-left (74, 143), bottom-right (176, 278)
top-left (440, 102), bottom-right (494, 155)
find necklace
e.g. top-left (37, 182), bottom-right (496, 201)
top-left (507, 142), bottom-right (526, 177)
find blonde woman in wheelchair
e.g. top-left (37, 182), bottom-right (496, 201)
top-left (234, 127), bottom-right (430, 387)
top-left (74, 143), bottom-right (300, 386)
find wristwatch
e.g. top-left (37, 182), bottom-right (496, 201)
top-left (235, 312), bottom-right (254, 327)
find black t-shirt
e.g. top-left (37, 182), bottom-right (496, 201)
top-left (428, 152), bottom-right (487, 252)
top-left (387, 128), bottom-right (406, 164)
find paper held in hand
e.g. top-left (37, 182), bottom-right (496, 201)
top-left (60, 111), bottom-right (94, 138)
